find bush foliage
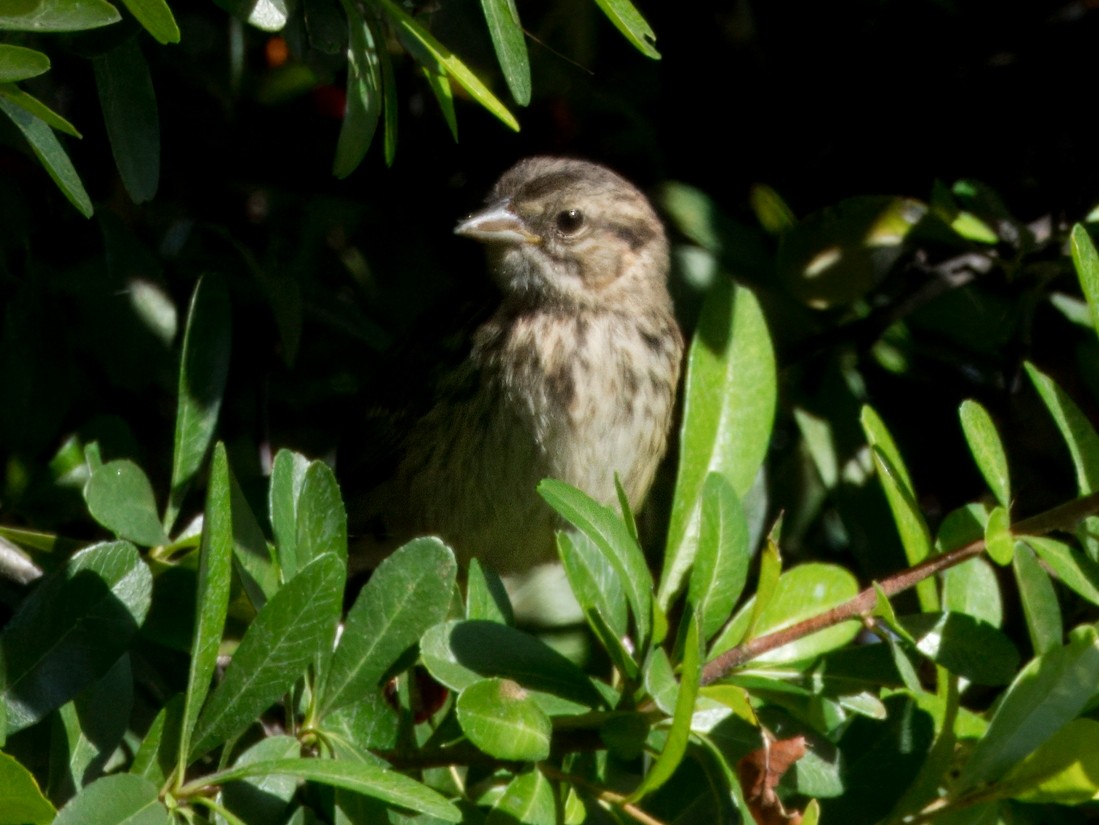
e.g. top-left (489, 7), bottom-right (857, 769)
top-left (3, 2), bottom-right (1099, 824)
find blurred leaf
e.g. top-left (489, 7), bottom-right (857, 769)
top-left (0, 45), bottom-right (49, 81)
top-left (85, 459), bottom-right (169, 546)
top-left (959, 400), bottom-right (1010, 507)
top-left (189, 554), bottom-right (344, 757)
top-left (0, 0), bottom-right (120, 31)
top-left (712, 563), bottom-right (859, 665)
top-left (1071, 223), bottom-right (1099, 342)
top-left (660, 280), bottom-right (775, 609)
top-left (217, 0), bottom-right (289, 31)
top-left (320, 538), bottom-right (456, 716)
top-left (0, 751), bottom-right (56, 824)
top-left (52, 774), bottom-right (166, 825)
top-left (269, 448), bottom-right (310, 582)
top-left (901, 612), bottom-right (1019, 685)
top-left (687, 473), bottom-right (749, 641)
top-left (466, 558), bottom-right (514, 625)
top-left (957, 626), bottom-right (1099, 790)
top-left (480, 0), bottom-right (530, 105)
top-left (421, 620), bottom-right (605, 713)
top-left (333, 4), bottom-right (381, 178)
top-left (1013, 541), bottom-right (1062, 655)
top-left (0, 95), bottom-right (91, 216)
top-left (457, 678), bottom-right (551, 761)
top-left (1002, 718), bottom-right (1099, 804)
top-left (377, 0), bottom-right (519, 132)
top-left (93, 38), bottom-right (159, 203)
top-left (1, 541), bottom-right (151, 733)
top-left (591, 0), bottom-right (660, 59)
top-left (748, 183), bottom-right (795, 234)
top-left (0, 83), bottom-right (78, 135)
top-left (118, 0), bottom-right (179, 43)
top-left (863, 406), bottom-right (937, 611)
top-left (165, 275), bottom-right (231, 534)
top-left (421, 62), bottom-right (457, 141)
top-left (198, 757), bottom-right (461, 821)
top-left (631, 608), bottom-right (702, 800)
top-left (1025, 536), bottom-right (1099, 606)
top-left (378, 27), bottom-right (397, 164)
top-left (305, 0), bottom-right (345, 53)
top-left (984, 505), bottom-right (1013, 566)
top-left (177, 443), bottom-right (233, 774)
top-left (488, 769), bottom-right (555, 825)
top-left (539, 479), bottom-right (652, 647)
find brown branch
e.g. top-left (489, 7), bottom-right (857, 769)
top-left (700, 491), bottom-right (1099, 686)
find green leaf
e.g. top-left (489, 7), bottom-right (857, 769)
top-left (375, 0), bottom-right (519, 132)
top-left (131, 694), bottom-right (184, 788)
top-left (1, 541), bottom-right (151, 733)
top-left (295, 460), bottom-right (348, 571)
top-left (178, 443), bottom-right (233, 772)
top-left (220, 735), bottom-right (301, 824)
top-left (1002, 718), bottom-right (1099, 804)
top-left (195, 757), bottom-right (460, 821)
top-left (591, 0), bottom-right (660, 59)
top-left (660, 280), bottom-right (775, 608)
top-left (0, 84), bottom-right (80, 136)
top-left (320, 538), bottom-right (457, 716)
top-left (378, 27), bottom-right (398, 165)
top-left (1025, 361), bottom-right (1099, 493)
top-left (0, 751), bottom-right (56, 825)
top-left (0, 0), bottom-right (121, 31)
top-left (93, 38), bottom-right (160, 204)
top-left (942, 556), bottom-right (1002, 628)
top-left (959, 400), bottom-right (1010, 507)
top-left (538, 479), bottom-right (652, 648)
top-left (863, 406), bottom-right (937, 611)
top-left (1071, 223), bottom-right (1099, 342)
top-left (0, 95), bottom-right (91, 217)
top-left (630, 608), bottom-right (702, 800)
top-left (228, 467), bottom-right (278, 609)
top-left (1014, 541), bottom-right (1062, 655)
top-left (900, 612), bottom-right (1019, 685)
top-left (118, 0), bottom-right (179, 43)
top-left (333, 3), bottom-right (381, 178)
top-left (487, 769), bottom-right (555, 825)
top-left (466, 558), bottom-right (514, 624)
top-left (165, 275), bottom-right (231, 534)
top-left (0, 45), bottom-right (49, 82)
top-left (53, 774), bottom-right (166, 825)
top-left (748, 183), bottom-right (796, 234)
top-left (457, 678), bottom-right (551, 761)
top-left (711, 563), bottom-right (859, 665)
top-left (1025, 536), bottom-right (1099, 606)
top-left (687, 473), bottom-right (749, 641)
top-left (85, 459), bottom-right (169, 546)
top-left (189, 554), bottom-right (344, 757)
top-left (420, 62), bottom-right (457, 141)
top-left (269, 448), bottom-right (310, 582)
top-left (741, 535), bottom-right (781, 645)
top-left (421, 620), bottom-right (605, 713)
top-left (984, 505), bottom-right (1013, 566)
top-left (957, 626), bottom-right (1099, 790)
top-left (480, 0), bottom-right (530, 105)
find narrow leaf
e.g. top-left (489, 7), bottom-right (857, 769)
top-left (480, 0), bottom-right (530, 105)
top-left (591, 0), bottom-right (660, 59)
top-left (118, 0), bottom-right (180, 44)
top-left (93, 38), bottom-right (160, 203)
top-left (333, 2), bottom-right (382, 177)
top-left (0, 84), bottom-right (80, 136)
top-left (0, 95), bottom-right (91, 217)
top-left (1013, 542), bottom-right (1062, 655)
top-left (1024, 536), bottom-right (1099, 606)
top-left (0, 45), bottom-right (49, 82)
top-left (0, 0), bottom-right (120, 31)
top-left (1070, 223), bottom-right (1099, 341)
top-left (687, 473), bottom-right (749, 640)
top-left (959, 399), bottom-right (1010, 507)
top-left (269, 448), bottom-right (310, 582)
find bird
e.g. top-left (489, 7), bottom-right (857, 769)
top-left (347, 157), bottom-right (683, 573)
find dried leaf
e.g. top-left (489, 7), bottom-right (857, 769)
top-left (737, 734), bottom-right (808, 825)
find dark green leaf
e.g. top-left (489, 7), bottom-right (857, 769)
top-left (0, 84), bottom-right (79, 136)
top-left (466, 558), bottom-right (514, 624)
top-left (420, 63), bottom-right (457, 141)
top-left (1013, 541), bottom-right (1062, 655)
top-left (957, 626), bottom-right (1099, 789)
top-left (1025, 361), bottom-right (1099, 493)
top-left (0, 0), bottom-right (121, 31)
top-left (118, 0), bottom-right (179, 43)
top-left (333, 3), bottom-right (381, 177)
top-left (660, 280), bottom-right (775, 608)
top-left (85, 459), bottom-right (169, 546)
top-left (93, 38), bottom-right (160, 203)
top-left (1071, 223), bottom-right (1099, 341)
top-left (1, 541), bottom-right (151, 733)
top-left (189, 554), bottom-right (345, 757)
top-left (178, 443), bottom-right (233, 770)
top-left (0, 45), bottom-right (49, 82)
top-left (229, 466), bottom-right (278, 609)
top-left (221, 736), bottom-right (301, 824)
top-left (320, 538), bottom-right (456, 716)
top-left (538, 478), bottom-right (652, 647)
top-left (130, 694), bottom-right (184, 788)
top-left (591, 0), bottom-right (660, 58)
top-left (0, 95), bottom-right (91, 216)
top-left (269, 448), bottom-right (310, 582)
top-left (295, 460), bottom-right (347, 571)
top-left (165, 275), bottom-right (231, 534)
top-left (480, 0), bottom-right (530, 105)
top-left (900, 612), bottom-right (1019, 685)
top-left (457, 678), bottom-right (551, 761)
top-left (0, 752), bottom-right (56, 825)
top-left (687, 473), bottom-right (749, 641)
top-left (52, 774), bottom-right (166, 825)
top-left (196, 758), bottom-right (460, 821)
top-left (959, 399), bottom-right (1010, 507)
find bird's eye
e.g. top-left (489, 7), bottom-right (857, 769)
top-left (555, 208), bottom-right (585, 235)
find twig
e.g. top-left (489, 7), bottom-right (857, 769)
top-left (700, 490), bottom-right (1099, 685)
top-left (540, 764), bottom-right (667, 825)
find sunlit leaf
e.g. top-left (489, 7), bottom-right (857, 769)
top-left (0, 45), bottom-right (49, 82)
top-left (480, 0), bottom-right (530, 105)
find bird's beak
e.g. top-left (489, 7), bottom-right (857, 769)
top-left (454, 199), bottom-right (541, 244)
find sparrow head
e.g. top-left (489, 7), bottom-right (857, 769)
top-left (455, 157), bottom-right (670, 311)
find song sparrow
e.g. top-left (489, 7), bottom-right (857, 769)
top-left (350, 157), bottom-right (683, 572)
